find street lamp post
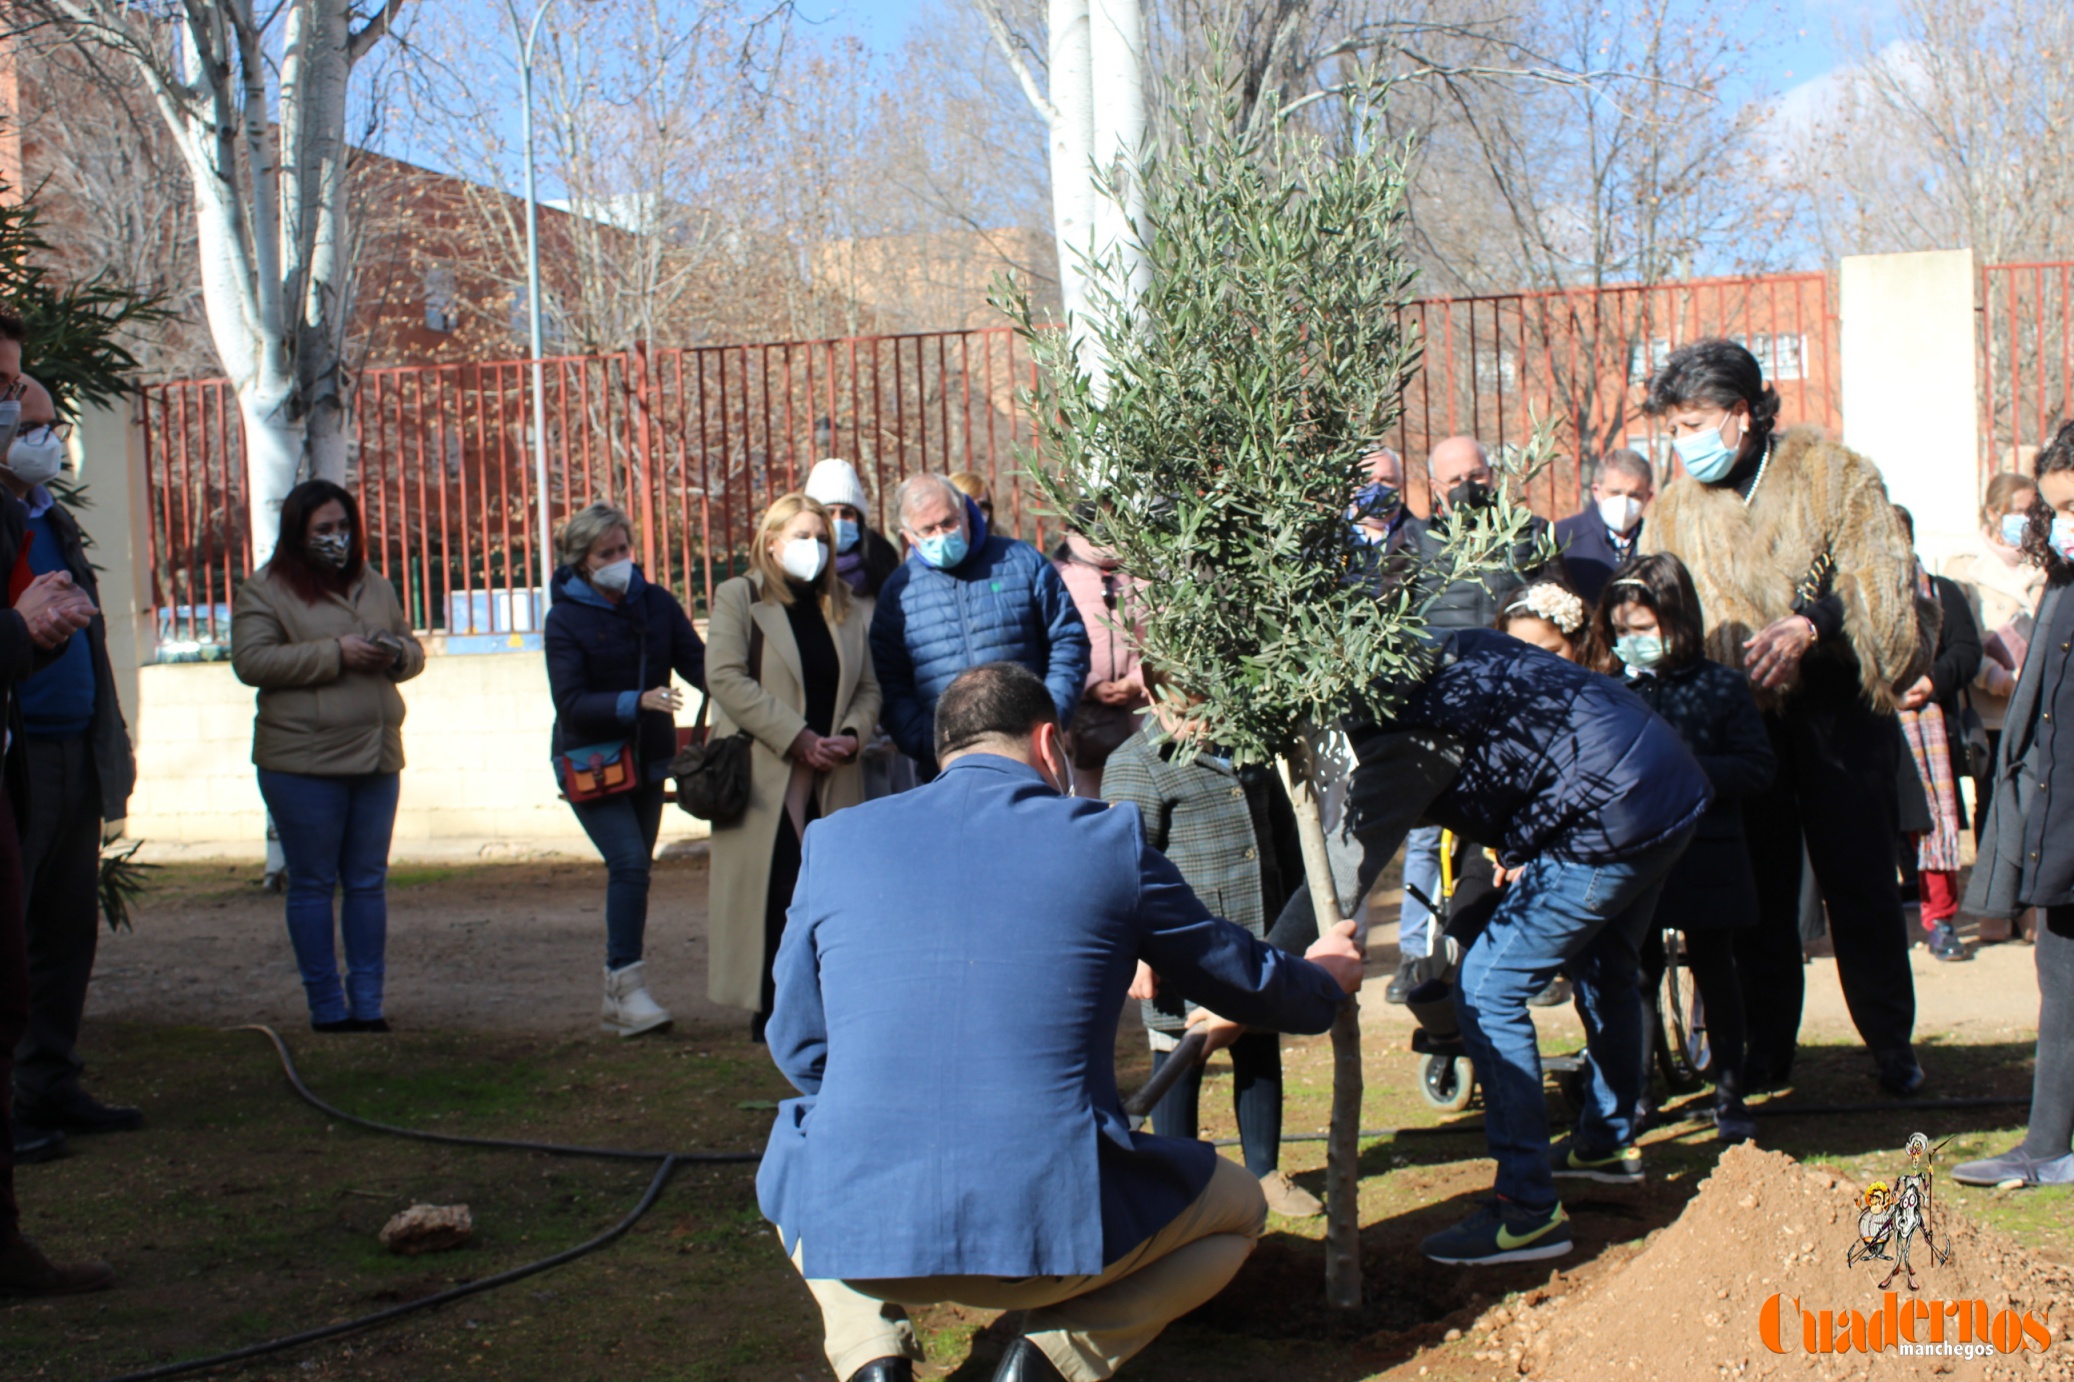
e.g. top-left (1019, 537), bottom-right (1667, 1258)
top-left (512, 0), bottom-right (557, 620)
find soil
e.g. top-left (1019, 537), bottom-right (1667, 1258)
top-left (1460, 1143), bottom-right (2074, 1382)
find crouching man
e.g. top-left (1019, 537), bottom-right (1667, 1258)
top-left (757, 662), bottom-right (1363, 1382)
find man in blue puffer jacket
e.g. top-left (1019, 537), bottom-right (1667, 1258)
top-left (870, 474), bottom-right (1090, 775)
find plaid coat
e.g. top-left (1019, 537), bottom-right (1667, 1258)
top-left (1103, 725), bottom-right (1305, 1036)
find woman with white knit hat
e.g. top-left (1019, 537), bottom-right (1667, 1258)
top-left (801, 458), bottom-right (915, 796)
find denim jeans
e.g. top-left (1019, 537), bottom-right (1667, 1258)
top-left (1149, 1031), bottom-right (1285, 1177)
top-left (1398, 824), bottom-right (1444, 960)
top-left (569, 779), bottom-right (666, 971)
top-left (256, 769), bottom-right (401, 1026)
top-left (1453, 827), bottom-right (1693, 1210)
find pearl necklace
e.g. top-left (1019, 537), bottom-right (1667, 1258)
top-left (1742, 435), bottom-right (1775, 507)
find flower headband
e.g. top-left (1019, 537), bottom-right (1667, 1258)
top-left (1505, 582), bottom-right (1587, 635)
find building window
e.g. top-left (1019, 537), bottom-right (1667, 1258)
top-left (424, 265), bottom-right (458, 333)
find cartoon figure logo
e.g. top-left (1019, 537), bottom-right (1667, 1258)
top-left (1846, 1132), bottom-right (1954, 1291)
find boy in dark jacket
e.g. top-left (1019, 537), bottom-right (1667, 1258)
top-left (1275, 628), bottom-right (1712, 1266)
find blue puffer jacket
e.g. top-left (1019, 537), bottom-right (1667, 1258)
top-left (544, 565), bottom-right (706, 784)
top-left (869, 498), bottom-right (1091, 766)
top-left (1395, 629), bottom-right (1712, 865)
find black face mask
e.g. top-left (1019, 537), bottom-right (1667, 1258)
top-left (1446, 480), bottom-right (1494, 513)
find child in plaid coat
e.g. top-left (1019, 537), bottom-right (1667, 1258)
top-left (1105, 664), bottom-right (1323, 1218)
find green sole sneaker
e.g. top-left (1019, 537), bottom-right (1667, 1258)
top-left (1548, 1136), bottom-right (1643, 1184)
top-left (1420, 1200), bottom-right (1574, 1265)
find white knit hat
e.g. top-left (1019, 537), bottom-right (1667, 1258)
top-left (804, 458), bottom-right (869, 512)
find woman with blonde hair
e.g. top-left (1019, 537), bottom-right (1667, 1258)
top-left (706, 493), bottom-right (881, 1041)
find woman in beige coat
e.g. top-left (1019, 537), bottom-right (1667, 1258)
top-left (705, 493), bottom-right (880, 1039)
top-left (232, 481), bottom-right (424, 1032)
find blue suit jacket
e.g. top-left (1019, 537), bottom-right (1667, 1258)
top-left (756, 754), bottom-right (1345, 1280)
top-left (1551, 508), bottom-right (1642, 607)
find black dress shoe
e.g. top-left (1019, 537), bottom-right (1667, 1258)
top-left (19, 1094), bottom-right (144, 1135)
top-left (11, 1125), bottom-right (66, 1164)
top-left (0, 1234), bottom-right (114, 1296)
top-left (992, 1338), bottom-right (1068, 1382)
top-left (845, 1359), bottom-right (913, 1382)
top-left (351, 1018), bottom-right (392, 1033)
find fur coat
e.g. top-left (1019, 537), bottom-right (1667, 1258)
top-left (1642, 427), bottom-right (1937, 713)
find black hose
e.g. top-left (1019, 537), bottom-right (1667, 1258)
top-left (98, 1154), bottom-right (682, 1382)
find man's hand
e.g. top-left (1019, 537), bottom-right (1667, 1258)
top-left (16, 571), bottom-right (94, 649)
top-left (1128, 960), bottom-right (1158, 1002)
top-left (1491, 861), bottom-right (1521, 888)
top-left (1304, 918), bottom-right (1365, 995)
top-left (1743, 614), bottom-right (1816, 690)
top-left (338, 634), bottom-right (395, 672)
top-left (1897, 675), bottom-right (1934, 712)
top-left (1183, 1006), bottom-right (1245, 1058)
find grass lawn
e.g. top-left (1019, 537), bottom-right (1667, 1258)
top-left (7, 1015), bottom-right (2063, 1381)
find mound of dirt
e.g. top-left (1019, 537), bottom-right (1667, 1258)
top-left (1465, 1143), bottom-right (2074, 1381)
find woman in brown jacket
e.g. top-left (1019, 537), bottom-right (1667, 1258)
top-left (232, 481), bottom-right (424, 1032)
top-left (705, 494), bottom-right (880, 1041)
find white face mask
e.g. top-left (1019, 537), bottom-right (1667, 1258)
top-left (1597, 494), bottom-right (1644, 535)
top-left (589, 558), bottom-right (634, 593)
top-left (780, 537), bottom-right (828, 583)
top-left (4, 428), bottom-right (67, 487)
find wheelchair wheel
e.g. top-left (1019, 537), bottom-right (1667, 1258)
top-left (1658, 929), bottom-right (1708, 1092)
top-left (1419, 1053), bottom-right (1475, 1112)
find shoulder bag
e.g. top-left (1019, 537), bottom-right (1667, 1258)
top-left (672, 617), bottom-right (764, 822)
top-left (558, 621), bottom-right (649, 803)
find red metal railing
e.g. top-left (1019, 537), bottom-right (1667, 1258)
top-left (142, 272), bottom-right (1840, 650)
top-left (1980, 260), bottom-right (2074, 491)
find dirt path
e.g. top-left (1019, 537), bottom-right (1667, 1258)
top-left (92, 860), bottom-right (2045, 1046)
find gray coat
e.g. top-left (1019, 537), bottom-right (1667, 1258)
top-left (1966, 580), bottom-right (2069, 918)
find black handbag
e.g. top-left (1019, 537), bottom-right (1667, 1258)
top-left (671, 620), bottom-right (762, 822)
top-left (1959, 688), bottom-right (1993, 779)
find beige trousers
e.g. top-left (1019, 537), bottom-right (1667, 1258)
top-left (787, 1154), bottom-right (1267, 1382)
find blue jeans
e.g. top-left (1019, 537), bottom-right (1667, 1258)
top-left (1453, 828), bottom-right (1693, 1210)
top-left (1398, 824), bottom-right (1443, 960)
top-left (257, 769), bottom-right (401, 1026)
top-left (569, 780), bottom-right (666, 971)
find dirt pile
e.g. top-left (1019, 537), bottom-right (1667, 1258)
top-left (1463, 1143), bottom-right (2074, 1381)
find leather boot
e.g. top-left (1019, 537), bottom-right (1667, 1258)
top-left (992, 1337), bottom-right (1069, 1382)
top-left (845, 1359), bottom-right (914, 1382)
top-left (601, 962), bottom-right (673, 1037)
top-left (0, 1234), bottom-right (114, 1297)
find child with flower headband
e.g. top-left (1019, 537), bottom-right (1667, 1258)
top-left (1494, 580), bottom-right (1590, 663)
top-left (1586, 552), bottom-right (1776, 1143)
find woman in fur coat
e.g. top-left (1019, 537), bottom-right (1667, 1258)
top-left (1642, 339), bottom-right (1938, 1098)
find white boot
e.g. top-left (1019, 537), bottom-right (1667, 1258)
top-left (601, 962), bottom-right (673, 1038)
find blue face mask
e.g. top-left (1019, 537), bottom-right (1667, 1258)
top-left (917, 529), bottom-right (969, 570)
top-left (1614, 632), bottom-right (1666, 672)
top-left (2054, 515), bottom-right (2074, 561)
top-left (1349, 482), bottom-right (1398, 523)
top-left (834, 518), bottom-right (861, 554)
top-left (1673, 426), bottom-right (1738, 483)
top-left (2000, 512), bottom-right (2030, 547)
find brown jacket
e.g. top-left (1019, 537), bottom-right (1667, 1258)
top-left (1644, 427), bottom-right (1936, 713)
top-left (231, 565), bottom-right (426, 775)
top-left (704, 571), bottom-right (880, 1012)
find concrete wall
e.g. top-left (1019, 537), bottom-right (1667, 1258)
top-left (127, 649), bottom-right (712, 859)
top-left (1839, 248), bottom-right (1980, 568)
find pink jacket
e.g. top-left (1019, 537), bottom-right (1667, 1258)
top-left (1052, 552), bottom-right (1146, 695)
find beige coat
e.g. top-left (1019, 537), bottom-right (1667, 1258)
top-left (705, 572), bottom-right (881, 1011)
top-left (1941, 530), bottom-right (2048, 729)
top-left (231, 565), bottom-right (427, 775)
top-left (1643, 427), bottom-right (1937, 713)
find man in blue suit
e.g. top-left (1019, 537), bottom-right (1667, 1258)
top-left (758, 662), bottom-right (1362, 1382)
top-left (1551, 447), bottom-right (1654, 606)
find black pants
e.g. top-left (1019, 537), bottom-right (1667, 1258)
top-left (0, 787), bottom-right (27, 1240)
top-left (1740, 700), bottom-right (1917, 1082)
top-left (1639, 927), bottom-right (1747, 1105)
top-left (2023, 906), bottom-right (2074, 1159)
top-left (15, 735), bottom-right (104, 1109)
top-left (753, 797), bottom-right (821, 1036)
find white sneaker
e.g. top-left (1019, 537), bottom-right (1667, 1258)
top-left (601, 962), bottom-right (673, 1038)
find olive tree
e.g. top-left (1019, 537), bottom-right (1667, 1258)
top-left (999, 66), bottom-right (1544, 1308)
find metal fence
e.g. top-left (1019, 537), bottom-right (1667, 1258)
top-left (143, 271), bottom-right (1841, 649)
top-left (1980, 260), bottom-right (2074, 487)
